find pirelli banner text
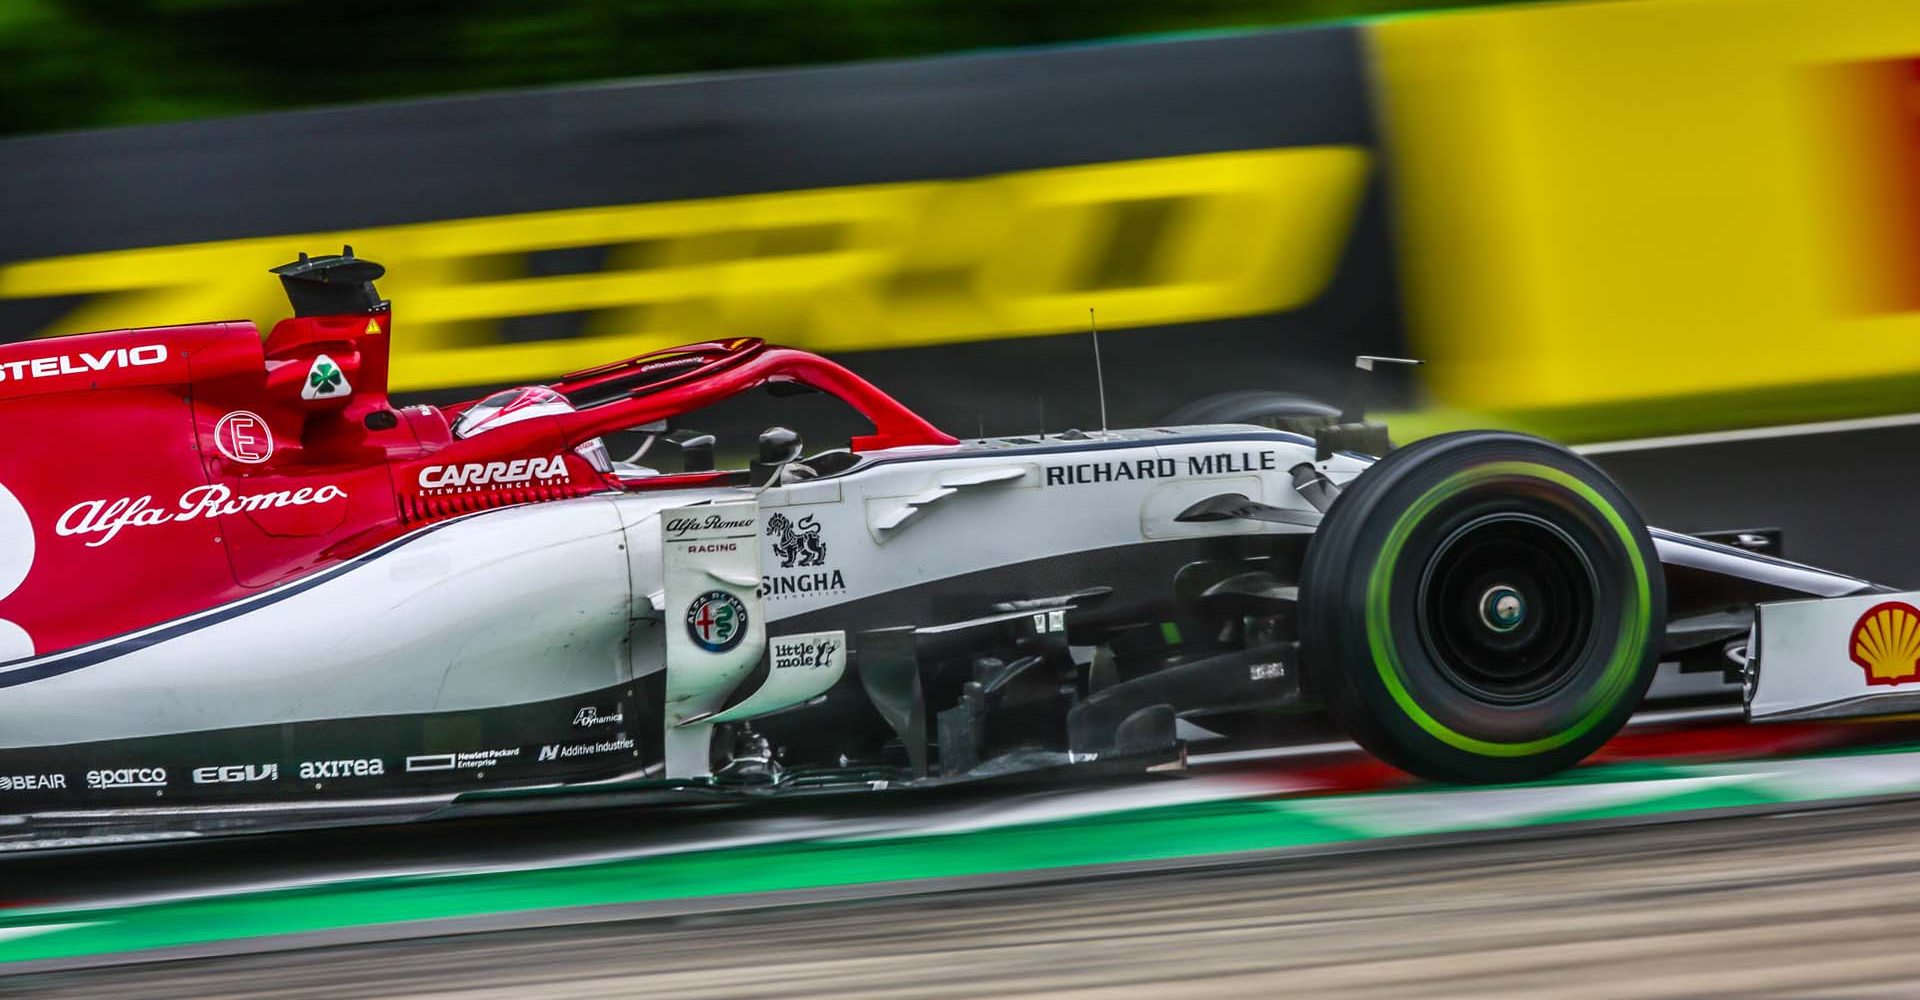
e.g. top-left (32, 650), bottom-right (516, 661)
top-left (0, 29), bottom-right (1403, 432)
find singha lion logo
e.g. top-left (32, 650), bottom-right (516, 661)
top-left (766, 512), bottom-right (827, 569)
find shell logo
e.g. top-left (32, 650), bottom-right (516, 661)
top-left (1850, 601), bottom-right (1920, 686)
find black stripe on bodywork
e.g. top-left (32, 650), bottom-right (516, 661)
top-left (1650, 527), bottom-right (1882, 600)
top-left (0, 674), bottom-right (663, 814)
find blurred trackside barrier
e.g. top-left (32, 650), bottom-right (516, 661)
top-left (1372, 0), bottom-right (1920, 432)
top-left (0, 149), bottom-right (1369, 392)
top-left (0, 29), bottom-right (1404, 435)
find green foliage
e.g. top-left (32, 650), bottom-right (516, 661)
top-left (0, 0), bottom-right (1512, 135)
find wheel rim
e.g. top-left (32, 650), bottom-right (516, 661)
top-left (1416, 512), bottom-right (1598, 704)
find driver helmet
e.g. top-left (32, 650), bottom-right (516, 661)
top-left (451, 386), bottom-right (576, 439)
top-left (450, 385), bottom-right (616, 474)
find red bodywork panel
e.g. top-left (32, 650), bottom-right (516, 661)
top-left (0, 317), bottom-right (954, 662)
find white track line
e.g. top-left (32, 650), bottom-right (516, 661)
top-left (0, 923), bottom-right (95, 945)
top-left (1573, 411), bottom-right (1920, 455)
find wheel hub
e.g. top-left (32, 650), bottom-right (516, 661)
top-left (1479, 585), bottom-right (1526, 633)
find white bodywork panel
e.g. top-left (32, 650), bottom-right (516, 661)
top-left (0, 499), bottom-right (639, 748)
top-left (1751, 590), bottom-right (1920, 721)
top-left (659, 499), bottom-right (766, 777)
top-left (746, 430), bottom-right (1344, 626)
top-left (706, 631), bottom-right (847, 726)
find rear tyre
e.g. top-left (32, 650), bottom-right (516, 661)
top-left (1299, 431), bottom-right (1664, 783)
top-left (1162, 391), bottom-right (1339, 435)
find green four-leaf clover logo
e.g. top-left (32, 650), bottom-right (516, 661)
top-left (309, 362), bottom-right (342, 393)
top-left (301, 353), bottom-right (352, 400)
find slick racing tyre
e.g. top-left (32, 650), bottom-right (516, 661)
top-left (1162, 391), bottom-right (1340, 435)
top-left (1299, 431), bottom-right (1665, 784)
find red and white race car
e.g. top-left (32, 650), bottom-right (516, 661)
top-left (0, 250), bottom-right (1898, 829)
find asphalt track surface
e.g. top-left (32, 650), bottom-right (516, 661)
top-left (1589, 419), bottom-right (1920, 587)
top-left (8, 797), bottom-right (1920, 999)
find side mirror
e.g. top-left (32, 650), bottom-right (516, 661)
top-left (1317, 355), bottom-right (1424, 461)
top-left (665, 429), bottom-right (716, 472)
top-left (754, 426), bottom-right (804, 487)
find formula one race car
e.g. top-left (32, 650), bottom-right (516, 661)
top-left (0, 251), bottom-right (1899, 824)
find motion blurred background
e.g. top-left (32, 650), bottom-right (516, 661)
top-left (2, 0), bottom-right (1915, 534)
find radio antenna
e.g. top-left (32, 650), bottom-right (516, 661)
top-left (1089, 308), bottom-right (1109, 434)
